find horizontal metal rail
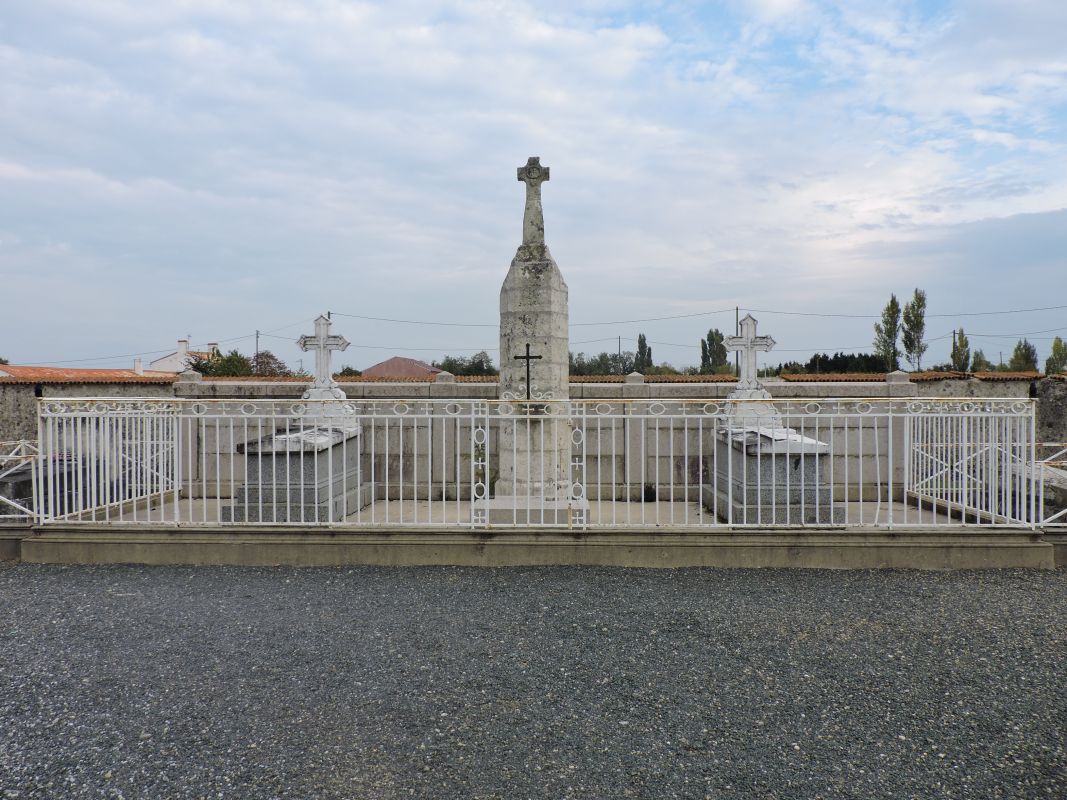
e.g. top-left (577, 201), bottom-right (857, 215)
top-left (33, 397), bottom-right (1039, 529)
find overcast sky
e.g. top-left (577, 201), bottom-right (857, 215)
top-left (1, 0), bottom-right (1065, 372)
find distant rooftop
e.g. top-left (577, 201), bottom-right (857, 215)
top-left (0, 366), bottom-right (176, 384)
top-left (361, 357), bottom-right (441, 379)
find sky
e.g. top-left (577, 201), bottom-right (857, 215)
top-left (1, 0), bottom-right (1065, 372)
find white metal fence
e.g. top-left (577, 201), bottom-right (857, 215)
top-left (30, 397), bottom-right (1044, 529)
top-left (1037, 443), bottom-right (1067, 527)
top-left (0, 440), bottom-right (38, 520)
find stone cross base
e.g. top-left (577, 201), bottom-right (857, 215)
top-left (701, 427), bottom-right (845, 525)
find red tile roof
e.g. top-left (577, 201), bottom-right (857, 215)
top-left (361, 357), bottom-right (441, 378)
top-left (571, 374), bottom-right (736, 383)
top-left (0, 366), bottom-right (177, 384)
top-left (908, 371), bottom-right (970, 382)
top-left (780, 373), bottom-right (886, 382)
top-left (202, 375), bottom-right (309, 382)
top-left (973, 371), bottom-right (1042, 381)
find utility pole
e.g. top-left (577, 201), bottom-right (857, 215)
top-left (618, 335), bottom-right (622, 374)
top-left (255, 330), bottom-right (260, 368)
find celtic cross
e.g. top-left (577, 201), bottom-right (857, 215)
top-left (517, 156), bottom-right (550, 247)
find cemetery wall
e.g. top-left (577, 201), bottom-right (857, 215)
top-left (0, 382), bottom-right (171, 441)
top-left (1037, 379), bottom-right (1067, 446)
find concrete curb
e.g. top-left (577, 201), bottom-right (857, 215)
top-left (14, 526), bottom-right (1056, 569)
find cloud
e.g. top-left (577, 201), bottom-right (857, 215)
top-left (0, 0), bottom-right (1064, 370)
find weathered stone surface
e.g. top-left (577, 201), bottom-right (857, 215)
top-left (703, 433), bottom-right (844, 525)
top-left (297, 315), bottom-right (350, 402)
top-left (497, 157), bottom-right (572, 501)
top-left (225, 426), bottom-right (369, 522)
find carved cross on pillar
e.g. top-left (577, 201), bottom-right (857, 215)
top-left (724, 314), bottom-right (775, 391)
top-left (513, 343), bottom-right (543, 400)
top-left (298, 314), bottom-right (350, 393)
top-left (517, 156), bottom-right (550, 247)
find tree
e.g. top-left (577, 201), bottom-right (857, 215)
top-left (634, 334), bottom-right (653, 373)
top-left (873, 294), bottom-right (901, 371)
top-left (0, 356), bottom-right (7, 365)
top-left (336, 365), bottom-right (362, 377)
top-left (800, 351), bottom-right (885, 374)
top-left (570, 350), bottom-right (634, 376)
top-left (901, 288), bottom-right (928, 370)
top-left (1046, 337), bottom-right (1067, 375)
top-left (250, 350), bottom-right (292, 377)
top-left (950, 328), bottom-right (971, 372)
top-left (971, 350), bottom-right (993, 371)
top-left (189, 349), bottom-right (253, 376)
top-left (1008, 339), bottom-right (1038, 371)
top-left (699, 328), bottom-right (728, 372)
top-left (433, 351), bottom-right (498, 376)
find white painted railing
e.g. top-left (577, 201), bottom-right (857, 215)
top-left (0, 440), bottom-right (38, 520)
top-left (32, 397), bottom-right (1038, 529)
top-left (1037, 443), bottom-right (1067, 527)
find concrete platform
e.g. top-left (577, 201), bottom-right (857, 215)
top-left (15, 525), bottom-right (1056, 569)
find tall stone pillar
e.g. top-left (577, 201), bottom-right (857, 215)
top-left (490, 157), bottom-right (578, 521)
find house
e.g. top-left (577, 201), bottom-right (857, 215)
top-left (360, 356), bottom-right (441, 379)
top-left (149, 339), bottom-right (219, 372)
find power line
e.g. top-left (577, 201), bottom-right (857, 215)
top-left (329, 303), bottom-right (1067, 329)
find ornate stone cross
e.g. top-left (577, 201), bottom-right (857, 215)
top-left (517, 156), bottom-right (550, 251)
top-left (725, 314), bottom-right (775, 392)
top-left (298, 314), bottom-right (350, 400)
top-left (513, 343), bottom-right (543, 400)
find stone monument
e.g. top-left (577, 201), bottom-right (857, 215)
top-left (478, 157), bottom-right (586, 525)
top-left (702, 314), bottom-right (842, 525)
top-left (226, 315), bottom-right (370, 522)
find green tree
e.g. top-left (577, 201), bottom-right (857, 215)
top-left (901, 288), bottom-right (928, 370)
top-left (950, 328), bottom-right (971, 372)
top-left (189, 349), bottom-right (253, 376)
top-left (0, 356), bottom-right (8, 365)
top-left (873, 294), bottom-right (902, 371)
top-left (1045, 337), bottom-right (1067, 375)
top-left (336, 365), bottom-right (362, 377)
top-left (635, 334), bottom-right (653, 373)
top-left (1008, 339), bottom-right (1038, 371)
top-left (700, 328), bottom-right (728, 372)
top-left (433, 351), bottom-right (498, 376)
top-left (971, 350), bottom-right (993, 371)
top-left (570, 350), bottom-right (634, 375)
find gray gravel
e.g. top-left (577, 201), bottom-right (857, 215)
top-left (0, 564), bottom-right (1064, 799)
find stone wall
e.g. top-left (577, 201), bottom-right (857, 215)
top-left (1037, 379), bottom-right (1067, 448)
top-left (0, 383), bottom-right (173, 441)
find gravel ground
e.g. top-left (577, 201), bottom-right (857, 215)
top-left (0, 564), bottom-right (1064, 800)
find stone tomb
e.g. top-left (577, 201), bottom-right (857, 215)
top-left (225, 425), bottom-right (371, 523)
top-left (702, 315), bottom-right (844, 525)
top-left (225, 315), bottom-right (371, 523)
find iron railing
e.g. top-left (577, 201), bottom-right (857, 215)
top-left (32, 397), bottom-right (1040, 529)
top-left (0, 440), bottom-right (38, 520)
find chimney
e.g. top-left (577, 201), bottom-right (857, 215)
top-left (207, 342), bottom-right (219, 355)
top-left (177, 338), bottom-right (189, 357)
top-left (133, 358), bottom-right (144, 375)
